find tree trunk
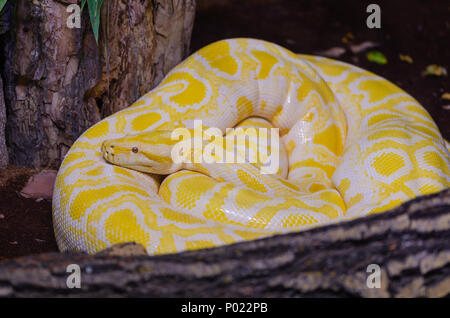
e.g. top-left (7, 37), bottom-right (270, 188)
top-left (0, 189), bottom-right (448, 298)
top-left (1, 0), bottom-right (196, 168)
top-left (0, 5), bottom-right (10, 169)
top-left (0, 75), bottom-right (7, 168)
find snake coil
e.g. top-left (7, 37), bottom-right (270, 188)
top-left (53, 39), bottom-right (450, 255)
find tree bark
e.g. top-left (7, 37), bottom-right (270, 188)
top-left (0, 189), bottom-right (448, 298)
top-left (2, 0), bottom-right (196, 168)
top-left (0, 75), bottom-right (7, 168)
top-left (0, 5), bottom-right (10, 168)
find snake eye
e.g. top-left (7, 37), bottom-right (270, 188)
top-left (132, 147), bottom-right (139, 153)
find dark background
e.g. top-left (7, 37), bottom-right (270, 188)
top-left (192, 0), bottom-right (450, 139)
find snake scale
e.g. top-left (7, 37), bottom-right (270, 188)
top-left (53, 39), bottom-right (450, 255)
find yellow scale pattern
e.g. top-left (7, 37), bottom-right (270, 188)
top-left (53, 39), bottom-right (450, 255)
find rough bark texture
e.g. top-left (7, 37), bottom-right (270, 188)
top-left (0, 75), bottom-right (7, 168)
top-left (2, 0), bottom-right (196, 168)
top-left (0, 5), bottom-right (10, 168)
top-left (0, 189), bottom-right (448, 298)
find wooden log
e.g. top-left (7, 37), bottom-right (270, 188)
top-left (0, 189), bottom-right (448, 298)
top-left (2, 0), bottom-right (196, 168)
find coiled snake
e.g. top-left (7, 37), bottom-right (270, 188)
top-left (53, 39), bottom-right (450, 255)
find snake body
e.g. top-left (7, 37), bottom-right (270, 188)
top-left (53, 39), bottom-right (450, 255)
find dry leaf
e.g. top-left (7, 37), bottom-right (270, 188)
top-left (399, 54), bottom-right (413, 64)
top-left (350, 41), bottom-right (379, 54)
top-left (20, 169), bottom-right (57, 200)
top-left (341, 32), bottom-right (355, 44)
top-left (423, 64), bottom-right (447, 77)
top-left (441, 93), bottom-right (450, 100)
top-left (318, 47), bottom-right (346, 58)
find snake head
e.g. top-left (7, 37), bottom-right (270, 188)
top-left (101, 130), bottom-right (182, 174)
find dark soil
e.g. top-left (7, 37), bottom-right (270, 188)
top-left (0, 167), bottom-right (57, 261)
top-left (0, 0), bottom-right (449, 260)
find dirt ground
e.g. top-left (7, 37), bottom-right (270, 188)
top-left (0, 0), bottom-right (449, 260)
top-left (0, 167), bottom-right (57, 260)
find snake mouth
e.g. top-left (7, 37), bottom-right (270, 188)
top-left (101, 142), bottom-right (116, 163)
top-left (103, 152), bottom-right (114, 163)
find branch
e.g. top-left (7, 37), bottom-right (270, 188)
top-left (0, 189), bottom-right (449, 297)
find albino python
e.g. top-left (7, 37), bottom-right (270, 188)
top-left (53, 38), bottom-right (450, 255)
